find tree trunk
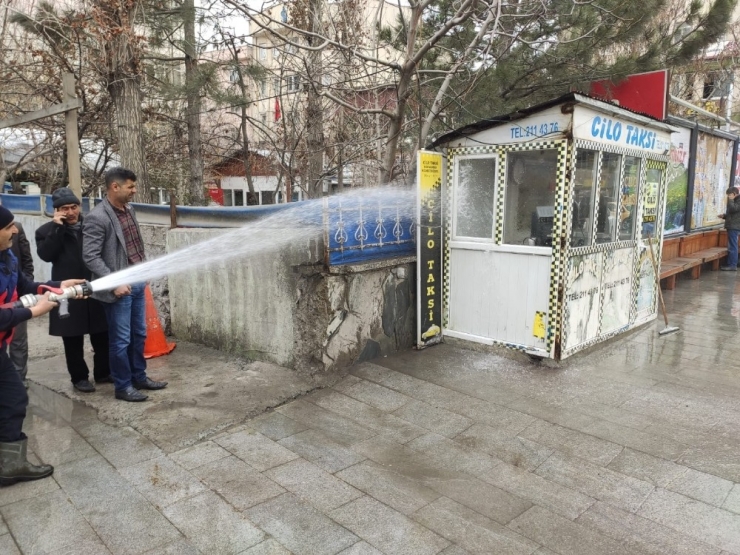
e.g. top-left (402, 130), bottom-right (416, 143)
top-left (380, 71), bottom-right (412, 184)
top-left (305, 0), bottom-right (325, 198)
top-left (240, 104), bottom-right (257, 204)
top-left (380, 6), bottom-right (421, 185)
top-left (109, 75), bottom-right (149, 203)
top-left (184, 0), bottom-right (205, 205)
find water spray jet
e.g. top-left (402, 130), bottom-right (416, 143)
top-left (87, 187), bottom-right (417, 293)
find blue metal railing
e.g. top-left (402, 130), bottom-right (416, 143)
top-left (2, 193), bottom-right (417, 266)
top-left (325, 195), bottom-right (415, 266)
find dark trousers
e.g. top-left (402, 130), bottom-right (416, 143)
top-left (0, 349), bottom-right (27, 442)
top-left (9, 320), bottom-right (28, 381)
top-left (62, 332), bottom-right (110, 384)
top-left (728, 229), bottom-right (739, 267)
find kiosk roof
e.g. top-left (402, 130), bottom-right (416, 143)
top-left (428, 92), bottom-right (678, 149)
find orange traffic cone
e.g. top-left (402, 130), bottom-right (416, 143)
top-left (144, 285), bottom-right (176, 359)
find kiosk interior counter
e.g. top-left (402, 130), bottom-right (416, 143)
top-left (531, 206), bottom-right (554, 246)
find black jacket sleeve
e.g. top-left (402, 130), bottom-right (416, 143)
top-left (16, 226), bottom-right (34, 280)
top-left (16, 270), bottom-right (60, 298)
top-left (0, 306), bottom-right (32, 332)
top-left (35, 222), bottom-right (66, 264)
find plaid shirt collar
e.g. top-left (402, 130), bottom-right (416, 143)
top-left (108, 199), bottom-right (145, 264)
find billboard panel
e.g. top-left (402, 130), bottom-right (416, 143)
top-left (664, 127), bottom-right (691, 236)
top-left (589, 70), bottom-right (669, 120)
top-left (691, 133), bottom-right (733, 229)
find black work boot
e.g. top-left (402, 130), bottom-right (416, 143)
top-left (0, 438), bottom-right (54, 486)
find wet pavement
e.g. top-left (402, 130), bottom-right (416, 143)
top-left (3, 270), bottom-right (740, 554)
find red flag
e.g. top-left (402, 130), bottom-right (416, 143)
top-left (275, 97), bottom-right (281, 121)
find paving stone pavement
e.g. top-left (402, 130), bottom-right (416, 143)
top-left (3, 272), bottom-right (740, 554)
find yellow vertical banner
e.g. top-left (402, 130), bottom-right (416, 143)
top-left (417, 151), bottom-right (443, 348)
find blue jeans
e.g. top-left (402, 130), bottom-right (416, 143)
top-left (102, 283), bottom-right (147, 392)
top-left (729, 229), bottom-right (739, 268)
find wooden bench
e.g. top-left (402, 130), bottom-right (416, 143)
top-left (659, 236), bottom-right (700, 290)
top-left (659, 229), bottom-right (728, 290)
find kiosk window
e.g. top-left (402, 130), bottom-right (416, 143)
top-left (455, 157), bottom-right (496, 239)
top-left (642, 166), bottom-right (662, 238)
top-left (503, 149), bottom-right (558, 246)
top-left (619, 156), bottom-right (640, 240)
top-left (596, 152), bottom-right (622, 244)
top-left (572, 150), bottom-right (598, 247)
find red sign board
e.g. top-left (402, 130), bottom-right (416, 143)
top-left (207, 188), bottom-right (224, 205)
top-left (589, 70), bottom-right (669, 120)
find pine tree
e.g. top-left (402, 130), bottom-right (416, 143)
top-left (441, 0), bottom-right (738, 130)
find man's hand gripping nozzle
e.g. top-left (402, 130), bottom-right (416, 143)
top-left (11, 281), bottom-right (93, 318)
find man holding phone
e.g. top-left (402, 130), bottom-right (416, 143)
top-left (36, 188), bottom-right (110, 393)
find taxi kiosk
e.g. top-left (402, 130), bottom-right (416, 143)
top-left (426, 92), bottom-right (676, 359)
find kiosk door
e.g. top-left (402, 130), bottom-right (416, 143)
top-left (446, 147), bottom-right (558, 354)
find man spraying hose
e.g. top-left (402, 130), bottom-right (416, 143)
top-left (0, 205), bottom-right (88, 486)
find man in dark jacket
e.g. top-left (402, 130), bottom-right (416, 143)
top-left (720, 187), bottom-right (740, 271)
top-left (0, 204), bottom-right (87, 486)
top-left (36, 188), bottom-right (110, 393)
top-left (9, 222), bottom-right (34, 386)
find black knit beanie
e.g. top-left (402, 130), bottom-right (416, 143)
top-left (0, 206), bottom-right (14, 229)
top-left (52, 187), bottom-right (81, 208)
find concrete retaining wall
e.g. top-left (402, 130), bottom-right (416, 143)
top-left (166, 228), bottom-right (415, 378)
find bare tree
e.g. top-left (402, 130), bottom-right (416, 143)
top-left (90, 0), bottom-right (150, 202)
top-left (221, 0), bottom-right (738, 188)
top-left (183, 0), bottom-right (205, 204)
top-left (4, 1), bottom-right (118, 193)
top-left (222, 0), bottom-right (501, 186)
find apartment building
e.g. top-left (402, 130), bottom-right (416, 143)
top-left (201, 0), bottom-right (410, 202)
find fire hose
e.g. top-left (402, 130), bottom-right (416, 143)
top-left (0, 281), bottom-right (93, 319)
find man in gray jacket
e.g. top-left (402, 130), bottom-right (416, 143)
top-left (82, 168), bottom-right (167, 402)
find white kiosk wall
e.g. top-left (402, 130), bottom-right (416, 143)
top-left (444, 104), bottom-right (572, 356)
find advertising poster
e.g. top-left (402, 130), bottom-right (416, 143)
top-left (692, 133), bottom-right (733, 229)
top-left (600, 249), bottom-right (633, 335)
top-left (664, 127), bottom-right (690, 236)
top-left (642, 180), bottom-right (658, 224)
top-left (635, 242), bottom-right (657, 317)
top-left (563, 253), bottom-right (602, 351)
top-left (417, 151), bottom-right (443, 348)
